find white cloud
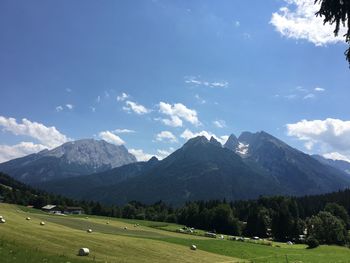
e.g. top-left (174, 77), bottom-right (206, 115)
top-left (55, 106), bottom-right (63, 112)
top-left (286, 118), bottom-right (350, 160)
top-left (323, 152), bottom-right (350, 163)
top-left (161, 116), bottom-right (183, 127)
top-left (98, 131), bottom-right (125, 145)
top-left (128, 148), bottom-right (154, 162)
top-left (185, 76), bottom-right (229, 88)
top-left (96, 96), bottom-right (101, 103)
top-left (159, 102), bottom-right (200, 127)
top-left (213, 120), bottom-right (226, 128)
top-left (156, 148), bottom-right (175, 159)
top-left (0, 116), bottom-right (70, 149)
top-left (295, 86), bottom-right (308, 92)
top-left (303, 93), bottom-right (315, 99)
top-left (66, 88), bottom-right (72, 93)
top-left (156, 131), bottom-right (177, 143)
top-left (66, 104), bottom-right (74, 110)
top-left (117, 92), bottom-right (129, 102)
top-left (180, 129), bottom-right (228, 145)
top-left (270, 0), bottom-right (346, 46)
top-left (91, 107), bottom-right (96, 112)
top-left (114, 129), bottom-right (135, 134)
top-left (234, 21), bottom-right (240, 27)
top-left (123, 100), bottom-right (150, 115)
top-left (314, 87), bottom-right (325, 92)
top-left (195, 94), bottom-right (206, 104)
top-left (0, 142), bottom-right (47, 163)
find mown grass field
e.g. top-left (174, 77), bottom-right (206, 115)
top-left (1, 203), bottom-right (350, 262)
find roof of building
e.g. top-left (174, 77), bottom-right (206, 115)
top-left (42, 205), bottom-right (57, 210)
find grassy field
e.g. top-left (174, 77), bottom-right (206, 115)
top-left (1, 203), bottom-right (350, 262)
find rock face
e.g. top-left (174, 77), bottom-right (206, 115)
top-left (225, 131), bottom-right (350, 196)
top-left (312, 155), bottom-right (350, 175)
top-left (0, 139), bottom-right (136, 184)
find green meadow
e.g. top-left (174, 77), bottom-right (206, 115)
top-left (1, 203), bottom-right (350, 263)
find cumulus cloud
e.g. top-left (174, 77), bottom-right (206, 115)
top-left (0, 142), bottom-right (47, 163)
top-left (156, 148), bottom-right (175, 159)
top-left (180, 129), bottom-right (228, 145)
top-left (161, 116), bottom-right (183, 127)
top-left (323, 152), bottom-right (350, 163)
top-left (123, 100), bottom-right (150, 115)
top-left (156, 131), bottom-right (177, 143)
top-left (194, 94), bottom-right (206, 104)
top-left (117, 92), bottom-right (129, 102)
top-left (270, 0), bottom-right (346, 46)
top-left (114, 129), bottom-right (135, 134)
top-left (159, 102), bottom-right (200, 127)
top-left (56, 106), bottom-right (63, 112)
top-left (213, 120), bottom-right (226, 128)
top-left (286, 118), bottom-right (350, 161)
top-left (185, 76), bottom-right (229, 88)
top-left (128, 148), bottom-right (154, 162)
top-left (303, 93), bottom-right (315, 99)
top-left (98, 131), bottom-right (125, 145)
top-left (56, 104), bottom-right (74, 112)
top-left (0, 116), bottom-right (69, 149)
top-left (314, 87), bottom-right (325, 92)
top-left (66, 104), bottom-right (74, 110)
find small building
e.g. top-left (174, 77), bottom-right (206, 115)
top-left (41, 205), bottom-right (60, 214)
top-left (64, 206), bottom-right (84, 215)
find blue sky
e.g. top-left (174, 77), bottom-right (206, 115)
top-left (1, 0), bottom-right (350, 162)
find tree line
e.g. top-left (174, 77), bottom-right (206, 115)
top-left (1, 172), bottom-right (350, 248)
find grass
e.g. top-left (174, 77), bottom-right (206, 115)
top-left (2, 203), bottom-right (350, 262)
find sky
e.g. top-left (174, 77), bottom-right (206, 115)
top-left (0, 0), bottom-right (350, 163)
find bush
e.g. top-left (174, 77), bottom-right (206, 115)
top-left (306, 237), bottom-right (319, 249)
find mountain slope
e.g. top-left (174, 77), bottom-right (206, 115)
top-left (312, 155), bottom-right (350, 175)
top-left (226, 131), bottom-right (350, 196)
top-left (0, 139), bottom-right (136, 184)
top-left (70, 136), bottom-right (284, 205)
top-left (38, 157), bottom-right (159, 200)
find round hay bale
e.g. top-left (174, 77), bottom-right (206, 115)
top-left (0, 218), bottom-right (6, 223)
top-left (85, 217), bottom-right (89, 219)
top-left (78, 248), bottom-right (90, 256)
top-left (190, 244), bottom-right (197, 250)
top-left (40, 221), bottom-right (45, 226)
top-left (26, 217), bottom-right (31, 220)
top-left (124, 226), bottom-right (128, 230)
top-left (87, 229), bottom-right (92, 233)
top-left (0, 215), bottom-right (3, 219)
top-left (106, 221), bottom-right (109, 224)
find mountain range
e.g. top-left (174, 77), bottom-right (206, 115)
top-left (0, 139), bottom-right (136, 184)
top-left (1, 131), bottom-right (350, 206)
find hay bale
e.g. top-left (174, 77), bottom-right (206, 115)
top-left (0, 218), bottom-right (6, 223)
top-left (0, 216), bottom-right (3, 219)
top-left (87, 229), bottom-right (92, 233)
top-left (106, 221), bottom-right (109, 224)
top-left (26, 217), bottom-right (31, 220)
top-left (124, 226), bottom-right (128, 230)
top-left (78, 248), bottom-right (90, 256)
top-left (40, 221), bottom-right (45, 226)
top-left (190, 244), bottom-right (197, 250)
